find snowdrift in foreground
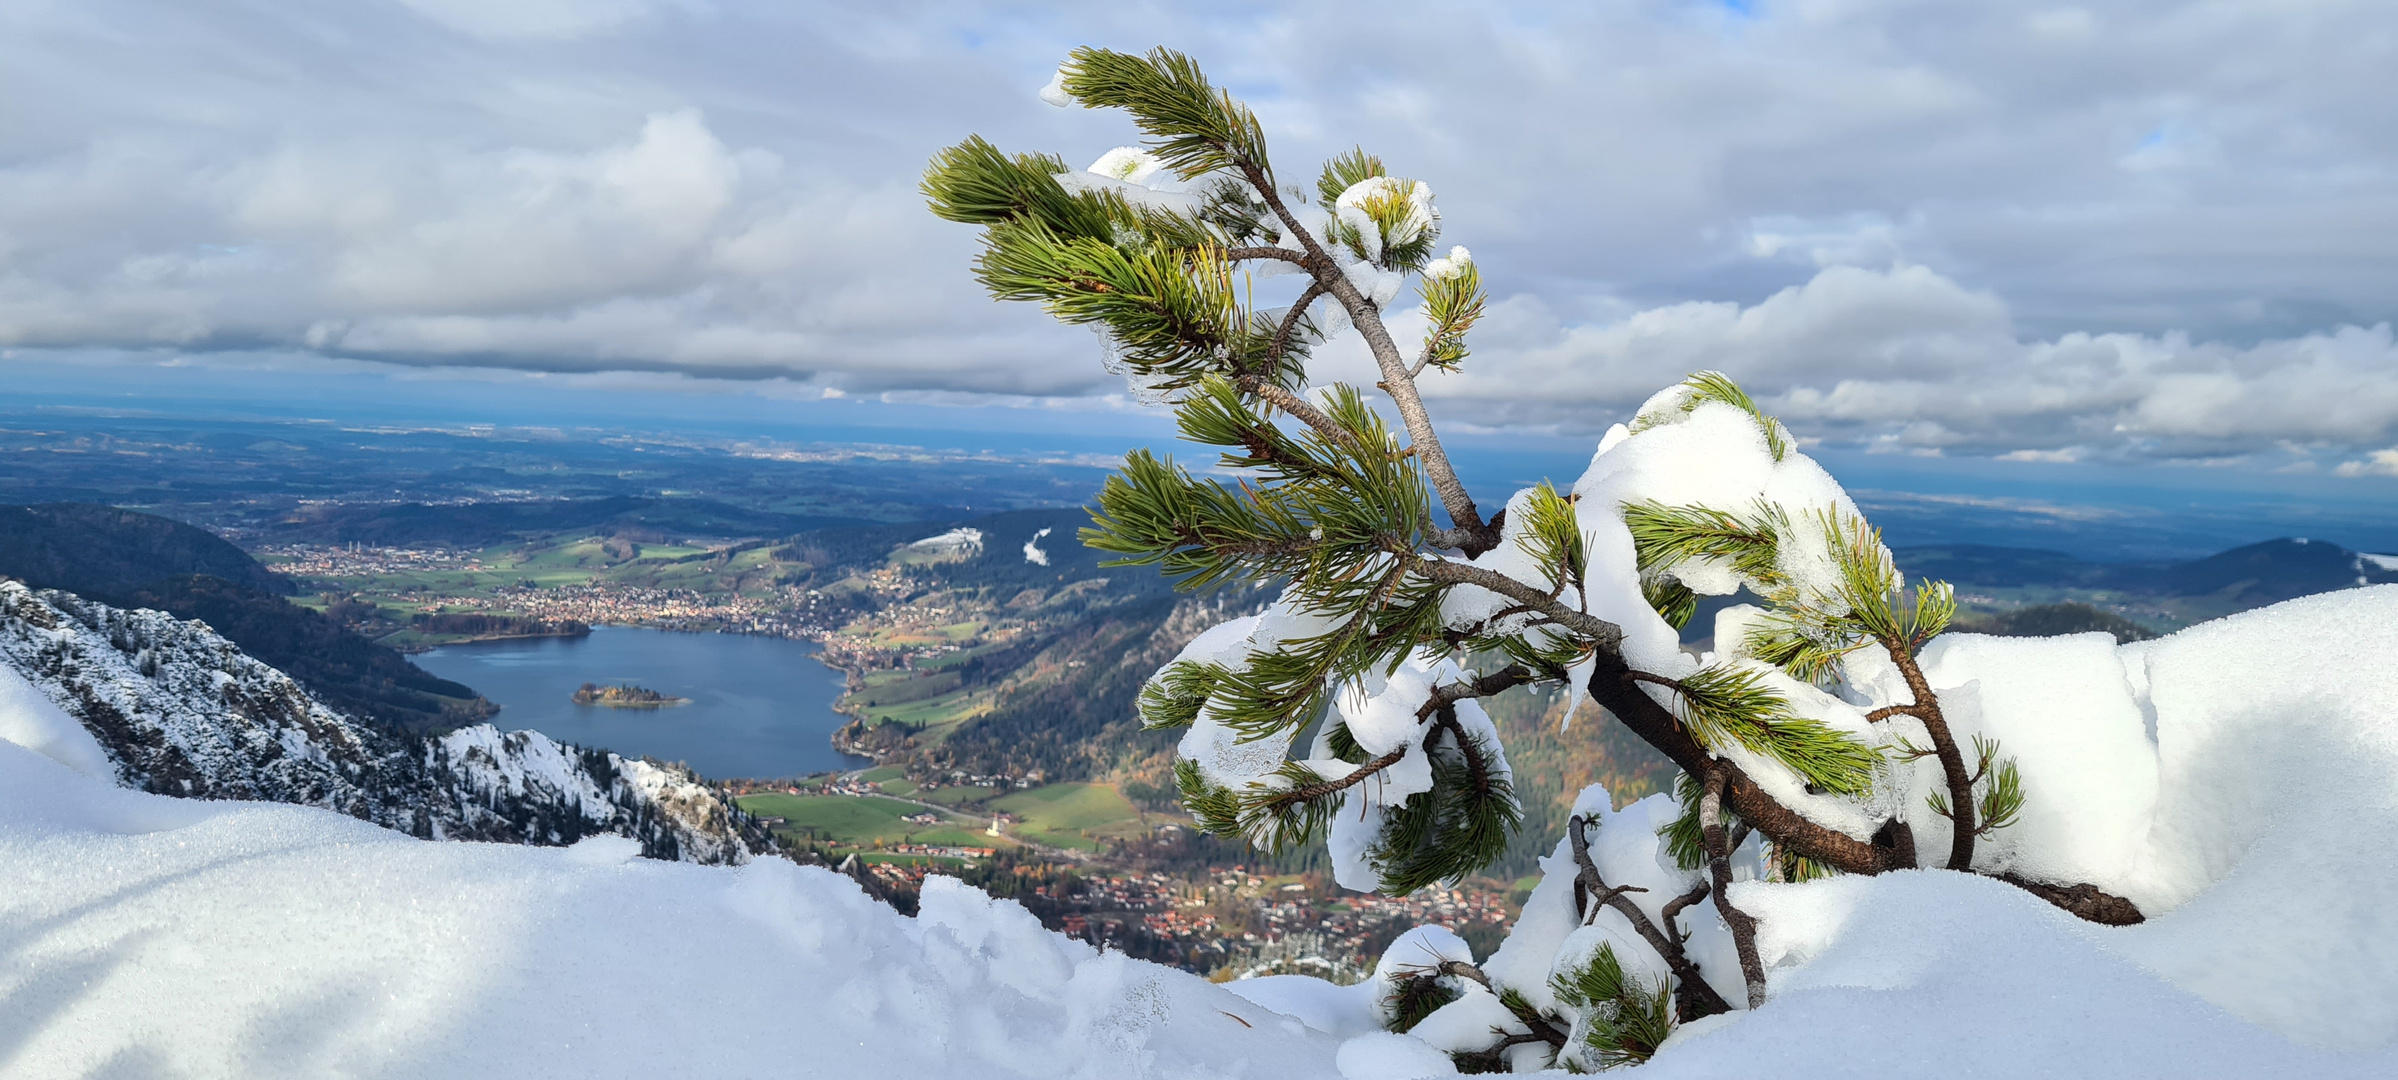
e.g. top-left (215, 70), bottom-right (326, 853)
top-left (0, 739), bottom-right (1343, 1079)
top-left (3, 588), bottom-right (2396, 1078)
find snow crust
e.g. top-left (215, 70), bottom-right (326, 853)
top-left (0, 736), bottom-right (1345, 1079)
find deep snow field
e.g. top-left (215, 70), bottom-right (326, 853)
top-left (5, 588), bottom-right (2398, 1078)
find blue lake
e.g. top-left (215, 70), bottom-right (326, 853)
top-left (414, 626), bottom-right (871, 780)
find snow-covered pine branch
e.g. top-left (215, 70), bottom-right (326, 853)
top-left (927, 45), bottom-right (2160, 1072)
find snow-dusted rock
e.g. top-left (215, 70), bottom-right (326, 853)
top-left (0, 580), bottom-right (764, 863)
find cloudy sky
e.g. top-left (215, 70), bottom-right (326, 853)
top-left (4, 0), bottom-right (2396, 475)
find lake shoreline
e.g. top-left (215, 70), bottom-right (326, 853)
top-left (413, 626), bottom-right (872, 780)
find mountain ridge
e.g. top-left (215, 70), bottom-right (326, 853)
top-left (0, 579), bottom-right (768, 864)
top-left (0, 502), bottom-right (492, 732)
top-left (1894, 536), bottom-right (2398, 603)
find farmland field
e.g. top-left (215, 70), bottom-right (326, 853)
top-left (735, 793), bottom-right (990, 848)
top-left (991, 782), bottom-right (1142, 850)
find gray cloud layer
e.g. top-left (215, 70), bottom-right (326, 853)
top-left (2, 0), bottom-right (2394, 468)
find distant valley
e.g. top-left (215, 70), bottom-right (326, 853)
top-left (7, 421), bottom-right (2398, 977)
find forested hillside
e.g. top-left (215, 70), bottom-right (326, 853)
top-left (0, 503), bottom-right (493, 731)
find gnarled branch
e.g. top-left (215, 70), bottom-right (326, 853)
top-left (1584, 649), bottom-right (1902, 875)
top-left (1569, 814), bottom-right (1732, 1022)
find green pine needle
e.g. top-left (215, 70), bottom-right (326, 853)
top-left (1317, 146), bottom-right (1385, 207)
top-left (1620, 498), bottom-right (1789, 592)
top-left (1514, 483), bottom-right (1587, 597)
top-left (1137, 660), bottom-right (1224, 729)
top-left (1665, 664), bottom-right (1881, 797)
top-left (1382, 970), bottom-right (1461, 1035)
top-left (1971, 734), bottom-right (2025, 835)
top-left (1660, 772), bottom-right (1710, 872)
top-left (1057, 47), bottom-right (1272, 182)
top-left (1642, 574), bottom-right (1699, 630)
top-left (1629, 370), bottom-right (1791, 462)
top-left (1550, 942), bottom-right (1676, 1069)
top-left (1175, 759), bottom-right (1245, 837)
top-left (922, 136), bottom-right (1108, 235)
top-left (1415, 258), bottom-right (1485, 372)
top-left (1367, 724), bottom-right (1522, 893)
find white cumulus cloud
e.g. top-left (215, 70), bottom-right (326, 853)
top-left (1, 0), bottom-right (2396, 465)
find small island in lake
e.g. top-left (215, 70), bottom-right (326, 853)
top-left (571, 682), bottom-right (690, 709)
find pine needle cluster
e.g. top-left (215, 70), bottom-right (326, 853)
top-left (1086, 378), bottom-right (1447, 743)
top-left (1549, 943), bottom-right (1676, 1070)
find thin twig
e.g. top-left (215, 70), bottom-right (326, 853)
top-left (1659, 881), bottom-right (1711, 943)
top-left (1267, 280), bottom-right (1327, 364)
top-left (1255, 746), bottom-right (1408, 814)
top-left (1409, 559), bottom-right (1623, 649)
top-left (1428, 706), bottom-right (1496, 799)
top-left (1414, 665), bottom-right (1537, 722)
top-left (1406, 666), bottom-right (1533, 803)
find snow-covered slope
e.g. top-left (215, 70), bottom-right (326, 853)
top-left (0, 580), bottom-right (763, 864)
top-left (6, 588), bottom-right (2398, 1077)
top-left (0, 738), bottom-right (1344, 1079)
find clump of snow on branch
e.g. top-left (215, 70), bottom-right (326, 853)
top-left (1166, 606), bottom-right (1335, 789)
top-left (1332, 177), bottom-right (1436, 265)
top-left (1051, 147), bottom-right (1201, 215)
top-left (1038, 67), bottom-right (1073, 108)
top-left (1421, 246), bottom-right (1472, 281)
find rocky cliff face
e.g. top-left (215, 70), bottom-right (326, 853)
top-left (0, 580), bottom-right (769, 864)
